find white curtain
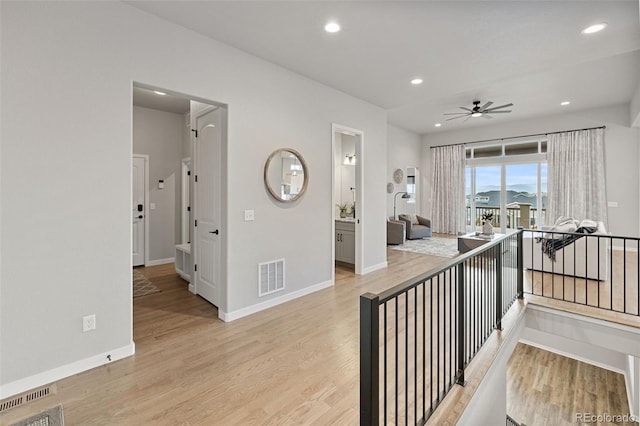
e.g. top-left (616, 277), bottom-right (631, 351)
top-left (547, 128), bottom-right (607, 226)
top-left (430, 144), bottom-right (466, 234)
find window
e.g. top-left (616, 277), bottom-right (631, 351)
top-left (465, 139), bottom-right (547, 232)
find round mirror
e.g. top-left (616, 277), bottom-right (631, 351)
top-left (264, 148), bottom-right (309, 202)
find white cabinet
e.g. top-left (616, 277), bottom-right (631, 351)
top-left (175, 243), bottom-right (192, 282)
top-left (335, 220), bottom-right (355, 265)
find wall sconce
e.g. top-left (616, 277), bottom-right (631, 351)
top-left (343, 154), bottom-right (356, 165)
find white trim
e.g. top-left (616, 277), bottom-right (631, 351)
top-left (180, 157), bottom-right (191, 244)
top-left (332, 123), bottom-right (365, 275)
top-left (132, 154), bottom-right (149, 267)
top-left (145, 257), bottom-right (175, 267)
top-left (527, 304), bottom-right (640, 334)
top-left (361, 261), bottom-right (388, 275)
top-left (612, 245), bottom-right (639, 253)
top-left (625, 355), bottom-right (640, 418)
top-left (0, 342), bottom-right (135, 400)
top-left (218, 280), bottom-right (333, 322)
top-left (519, 336), bottom-right (626, 376)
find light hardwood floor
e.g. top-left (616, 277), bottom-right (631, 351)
top-left (1, 246), bottom-right (637, 425)
top-left (0, 250), bottom-right (449, 425)
top-left (525, 248), bottom-right (640, 328)
top-left (507, 342), bottom-right (637, 426)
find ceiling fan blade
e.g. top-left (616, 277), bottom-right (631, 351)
top-left (485, 110), bottom-right (512, 114)
top-left (482, 114), bottom-right (493, 119)
top-left (446, 115), bottom-right (468, 121)
top-left (444, 112), bottom-right (468, 116)
top-left (459, 107), bottom-right (474, 112)
top-left (484, 103), bottom-right (513, 112)
top-left (464, 116), bottom-right (471, 122)
top-left (480, 101), bottom-right (493, 110)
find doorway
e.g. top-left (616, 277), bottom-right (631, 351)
top-left (332, 123), bottom-right (364, 278)
top-left (132, 155), bottom-right (148, 267)
top-left (132, 82), bottom-right (227, 316)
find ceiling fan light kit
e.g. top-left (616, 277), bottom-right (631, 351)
top-left (444, 100), bottom-right (513, 121)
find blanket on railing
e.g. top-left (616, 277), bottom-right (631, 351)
top-left (535, 217), bottom-right (598, 261)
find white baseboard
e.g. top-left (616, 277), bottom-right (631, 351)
top-left (0, 342), bottom-right (135, 400)
top-left (145, 257), bottom-right (175, 267)
top-left (188, 283), bottom-right (195, 293)
top-left (612, 245), bottom-right (639, 253)
top-left (218, 280), bottom-right (333, 322)
top-left (360, 261), bottom-right (388, 275)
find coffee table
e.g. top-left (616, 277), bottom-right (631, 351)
top-left (457, 232), bottom-right (504, 253)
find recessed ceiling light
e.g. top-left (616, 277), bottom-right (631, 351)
top-left (153, 90), bottom-right (167, 96)
top-left (411, 78), bottom-right (423, 85)
top-left (582, 23), bottom-right (607, 34)
top-left (471, 112), bottom-right (483, 118)
top-left (434, 123), bottom-right (442, 128)
top-left (560, 101), bottom-right (571, 106)
top-left (324, 22), bottom-right (340, 33)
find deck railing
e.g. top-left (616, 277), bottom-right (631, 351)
top-left (360, 231), bottom-right (523, 425)
top-left (466, 206), bottom-right (547, 229)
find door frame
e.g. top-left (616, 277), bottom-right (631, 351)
top-left (331, 123), bottom-right (364, 277)
top-left (181, 157), bottom-right (191, 244)
top-left (132, 154), bottom-right (150, 266)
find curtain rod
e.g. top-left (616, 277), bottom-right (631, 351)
top-left (430, 125), bottom-right (606, 149)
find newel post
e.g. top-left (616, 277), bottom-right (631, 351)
top-left (360, 293), bottom-right (380, 425)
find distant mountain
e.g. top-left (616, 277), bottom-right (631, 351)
top-left (467, 190), bottom-right (547, 209)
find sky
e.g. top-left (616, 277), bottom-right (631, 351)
top-left (467, 163), bottom-right (547, 194)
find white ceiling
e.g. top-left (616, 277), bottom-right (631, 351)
top-left (128, 1), bottom-right (640, 134)
top-left (133, 86), bottom-right (190, 114)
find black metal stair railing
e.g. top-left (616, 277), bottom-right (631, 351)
top-left (523, 229), bottom-right (640, 316)
top-left (360, 231), bottom-right (523, 425)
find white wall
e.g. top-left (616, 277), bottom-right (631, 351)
top-left (387, 124), bottom-right (421, 218)
top-left (421, 104), bottom-right (640, 237)
top-left (133, 106), bottom-right (183, 262)
top-left (0, 1), bottom-right (387, 395)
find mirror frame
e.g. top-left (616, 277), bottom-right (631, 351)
top-left (264, 148), bottom-right (309, 203)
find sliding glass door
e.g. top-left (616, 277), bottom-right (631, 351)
top-left (466, 140), bottom-right (547, 233)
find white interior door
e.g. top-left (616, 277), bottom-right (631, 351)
top-left (194, 107), bottom-right (222, 306)
top-left (132, 156), bottom-right (146, 266)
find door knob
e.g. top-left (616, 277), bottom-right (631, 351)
top-left (137, 215), bottom-right (143, 219)
top-left (209, 229), bottom-right (219, 235)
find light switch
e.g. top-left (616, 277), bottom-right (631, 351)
top-left (150, 203), bottom-right (156, 210)
top-left (244, 210), bottom-right (254, 221)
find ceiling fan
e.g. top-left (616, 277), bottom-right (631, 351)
top-left (444, 100), bottom-right (513, 121)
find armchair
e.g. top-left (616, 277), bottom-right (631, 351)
top-left (387, 218), bottom-right (406, 245)
top-left (398, 214), bottom-right (432, 240)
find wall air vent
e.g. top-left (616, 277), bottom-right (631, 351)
top-left (0, 384), bottom-right (56, 413)
top-left (258, 259), bottom-right (285, 297)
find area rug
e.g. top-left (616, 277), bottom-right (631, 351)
top-left (390, 236), bottom-right (460, 258)
top-left (10, 404), bottom-right (64, 426)
top-left (133, 269), bottom-right (161, 298)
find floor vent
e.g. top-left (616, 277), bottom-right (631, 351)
top-left (0, 384), bottom-right (56, 413)
top-left (258, 258), bottom-right (285, 297)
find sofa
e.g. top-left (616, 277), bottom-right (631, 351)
top-left (398, 214), bottom-right (432, 240)
top-left (522, 220), bottom-right (610, 281)
top-left (387, 218), bottom-right (406, 245)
